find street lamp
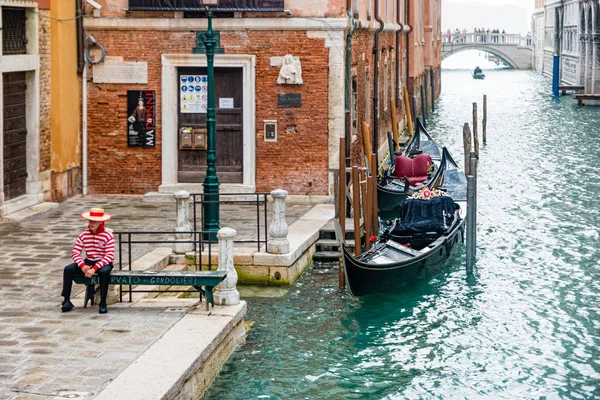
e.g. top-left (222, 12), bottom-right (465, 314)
top-left (200, 0), bottom-right (219, 241)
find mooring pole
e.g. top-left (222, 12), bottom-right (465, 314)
top-left (352, 166), bottom-right (361, 257)
top-left (470, 152), bottom-right (478, 255)
top-left (552, 52), bottom-right (560, 98)
top-left (420, 84), bottom-right (427, 128)
top-left (412, 95), bottom-right (418, 132)
top-left (472, 102), bottom-right (479, 158)
top-left (463, 123), bottom-right (472, 176)
top-left (338, 138), bottom-right (346, 289)
top-left (482, 95), bottom-right (487, 145)
top-left (430, 68), bottom-right (435, 113)
top-left (466, 175), bottom-right (475, 275)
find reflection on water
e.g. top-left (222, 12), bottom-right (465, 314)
top-left (203, 68), bottom-right (600, 399)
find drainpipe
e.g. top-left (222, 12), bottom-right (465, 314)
top-left (373, 0), bottom-right (384, 162)
top-left (82, 61), bottom-right (88, 195)
top-left (76, 0), bottom-right (85, 75)
top-left (345, 0), bottom-right (355, 164)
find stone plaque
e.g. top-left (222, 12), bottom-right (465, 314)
top-left (278, 93), bottom-right (302, 107)
top-left (93, 61), bottom-right (148, 84)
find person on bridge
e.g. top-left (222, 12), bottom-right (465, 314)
top-left (474, 66), bottom-right (483, 75)
top-left (61, 208), bottom-right (115, 314)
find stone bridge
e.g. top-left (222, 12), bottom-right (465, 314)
top-left (442, 33), bottom-right (533, 70)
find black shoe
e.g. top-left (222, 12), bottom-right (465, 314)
top-left (99, 303), bottom-right (107, 314)
top-left (61, 300), bottom-right (75, 312)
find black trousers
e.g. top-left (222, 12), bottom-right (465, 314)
top-left (62, 259), bottom-right (113, 305)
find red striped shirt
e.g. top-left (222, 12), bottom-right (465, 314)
top-left (72, 227), bottom-right (115, 271)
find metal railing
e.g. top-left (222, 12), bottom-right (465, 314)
top-left (442, 33), bottom-right (528, 46)
top-left (114, 231), bottom-right (214, 302)
top-left (191, 192), bottom-right (269, 252)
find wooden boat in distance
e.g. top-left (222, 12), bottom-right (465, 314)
top-left (341, 147), bottom-right (467, 298)
top-left (472, 72), bottom-right (486, 80)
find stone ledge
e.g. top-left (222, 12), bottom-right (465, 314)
top-left (95, 302), bottom-right (247, 400)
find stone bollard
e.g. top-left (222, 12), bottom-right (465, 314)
top-left (173, 191), bottom-right (194, 254)
top-left (267, 189), bottom-right (290, 254)
top-left (214, 227), bottom-right (240, 306)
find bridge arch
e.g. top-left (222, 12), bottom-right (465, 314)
top-left (441, 46), bottom-right (519, 69)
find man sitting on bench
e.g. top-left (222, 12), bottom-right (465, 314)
top-left (61, 208), bottom-right (115, 314)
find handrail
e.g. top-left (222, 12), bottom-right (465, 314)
top-left (191, 192), bottom-right (269, 252)
top-left (442, 32), bottom-right (528, 46)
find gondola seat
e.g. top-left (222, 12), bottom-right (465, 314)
top-left (393, 154), bottom-right (432, 185)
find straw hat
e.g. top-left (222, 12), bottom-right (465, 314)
top-left (81, 208), bottom-right (111, 222)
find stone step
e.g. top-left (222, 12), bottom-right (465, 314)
top-left (315, 238), bottom-right (355, 249)
top-left (312, 251), bottom-right (342, 261)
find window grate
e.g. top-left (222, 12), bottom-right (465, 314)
top-left (128, 0), bottom-right (284, 11)
top-left (2, 8), bottom-right (27, 55)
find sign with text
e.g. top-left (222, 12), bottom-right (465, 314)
top-left (127, 90), bottom-right (156, 147)
top-left (93, 61), bottom-right (148, 84)
top-left (128, 0), bottom-right (284, 11)
top-left (180, 75), bottom-right (207, 113)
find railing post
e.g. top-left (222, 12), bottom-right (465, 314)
top-left (173, 190), bottom-right (194, 254)
top-left (214, 227), bottom-right (239, 306)
top-left (267, 189), bottom-right (290, 254)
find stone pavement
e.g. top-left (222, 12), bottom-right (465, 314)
top-left (0, 195), bottom-right (313, 400)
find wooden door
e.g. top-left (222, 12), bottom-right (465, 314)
top-left (3, 72), bottom-right (27, 200)
top-left (178, 67), bottom-right (243, 183)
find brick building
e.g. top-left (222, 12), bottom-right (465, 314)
top-left (33, 0), bottom-right (442, 202)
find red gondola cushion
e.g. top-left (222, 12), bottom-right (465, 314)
top-left (393, 154), bottom-right (432, 185)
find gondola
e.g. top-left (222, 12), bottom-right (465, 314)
top-left (339, 147), bottom-right (468, 297)
top-left (472, 72), bottom-right (486, 80)
top-left (377, 118), bottom-right (442, 221)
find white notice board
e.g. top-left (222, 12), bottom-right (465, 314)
top-left (180, 75), bottom-right (208, 113)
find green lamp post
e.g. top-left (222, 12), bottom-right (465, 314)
top-left (201, 0), bottom-right (220, 241)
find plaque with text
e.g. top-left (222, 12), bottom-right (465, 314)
top-left (93, 61), bottom-right (148, 84)
top-left (278, 93), bottom-right (302, 107)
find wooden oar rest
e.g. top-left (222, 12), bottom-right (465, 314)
top-left (73, 270), bottom-right (227, 310)
top-left (572, 93), bottom-right (600, 105)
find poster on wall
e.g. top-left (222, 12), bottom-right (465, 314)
top-left (180, 75), bottom-right (208, 114)
top-left (127, 90), bottom-right (156, 147)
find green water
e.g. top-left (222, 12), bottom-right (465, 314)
top-left (203, 70), bottom-right (600, 399)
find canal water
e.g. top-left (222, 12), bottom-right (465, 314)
top-left (203, 61), bottom-right (600, 399)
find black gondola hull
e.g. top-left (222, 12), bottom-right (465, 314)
top-left (343, 218), bottom-right (464, 297)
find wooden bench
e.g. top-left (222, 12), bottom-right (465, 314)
top-left (572, 93), bottom-right (600, 105)
top-left (559, 85), bottom-right (584, 95)
top-left (73, 270), bottom-right (227, 310)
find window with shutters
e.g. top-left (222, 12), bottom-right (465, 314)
top-left (2, 8), bottom-right (27, 55)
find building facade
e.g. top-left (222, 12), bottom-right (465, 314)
top-left (532, 0), bottom-right (600, 93)
top-left (0, 0), bottom-right (81, 219)
top-left (77, 0), bottom-right (441, 199)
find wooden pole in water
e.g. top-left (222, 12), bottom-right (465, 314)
top-left (403, 86), bottom-right (414, 138)
top-left (463, 123), bottom-right (472, 176)
top-left (420, 84), bottom-right (427, 128)
top-left (338, 138), bottom-right (346, 289)
top-left (352, 166), bottom-right (361, 257)
top-left (361, 169), bottom-right (371, 251)
top-left (338, 138), bottom-right (346, 238)
top-left (390, 99), bottom-right (400, 152)
top-left (361, 121), bottom-right (372, 167)
top-left (472, 102), bottom-right (479, 158)
top-left (412, 95), bottom-right (418, 132)
top-left (470, 152), bottom-right (478, 255)
top-left (367, 174), bottom-right (376, 243)
top-left (466, 175), bottom-right (475, 275)
top-left (370, 153), bottom-right (378, 236)
top-left (482, 95), bottom-right (487, 145)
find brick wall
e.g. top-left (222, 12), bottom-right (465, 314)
top-left (39, 9), bottom-right (51, 173)
top-left (348, 30), bottom-right (398, 169)
top-left (86, 29), bottom-right (330, 195)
